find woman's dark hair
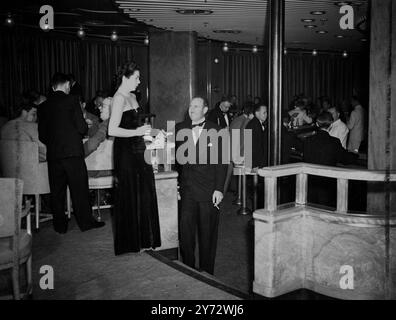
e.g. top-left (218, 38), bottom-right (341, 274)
top-left (114, 61), bottom-right (140, 90)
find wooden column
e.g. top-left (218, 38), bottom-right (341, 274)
top-left (367, 0), bottom-right (396, 214)
top-left (149, 31), bottom-right (197, 129)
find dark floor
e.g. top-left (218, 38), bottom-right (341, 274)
top-left (1, 188), bottom-right (334, 300)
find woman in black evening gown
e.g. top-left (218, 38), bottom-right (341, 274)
top-left (108, 61), bottom-right (161, 255)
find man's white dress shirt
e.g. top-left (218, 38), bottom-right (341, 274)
top-left (328, 119), bottom-right (349, 149)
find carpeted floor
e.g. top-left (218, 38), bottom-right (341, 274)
top-left (1, 188), bottom-right (332, 300)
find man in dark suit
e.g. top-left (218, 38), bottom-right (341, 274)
top-left (244, 103), bottom-right (269, 209)
top-left (303, 111), bottom-right (358, 207)
top-left (245, 103), bottom-right (268, 169)
top-left (207, 97), bottom-right (232, 129)
top-left (175, 97), bottom-right (228, 274)
top-left (38, 73), bottom-right (104, 233)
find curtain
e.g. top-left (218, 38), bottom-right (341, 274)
top-left (282, 53), bottom-right (365, 109)
top-left (222, 50), bottom-right (367, 111)
top-left (0, 30), bottom-right (148, 117)
top-left (223, 52), bottom-right (267, 105)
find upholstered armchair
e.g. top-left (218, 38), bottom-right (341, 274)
top-left (0, 178), bottom-right (32, 300)
top-left (0, 140), bottom-right (51, 229)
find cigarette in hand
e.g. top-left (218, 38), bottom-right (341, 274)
top-left (214, 203), bottom-right (219, 209)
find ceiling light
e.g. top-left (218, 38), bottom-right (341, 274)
top-left (360, 38), bottom-right (368, 42)
top-left (301, 19), bottom-right (315, 23)
top-left (342, 50), bottom-right (348, 58)
top-left (316, 30), bottom-right (328, 34)
top-left (222, 42), bottom-right (229, 52)
top-left (144, 35), bottom-right (149, 45)
top-left (334, 1), bottom-right (352, 6)
top-left (335, 34), bottom-right (345, 38)
top-left (4, 13), bottom-right (14, 27)
top-left (312, 49), bottom-right (318, 56)
top-left (42, 23), bottom-right (51, 32)
top-left (175, 9), bottom-right (213, 15)
top-left (310, 11), bottom-right (326, 15)
top-left (284, 48), bottom-right (288, 55)
top-left (77, 27), bottom-right (85, 39)
top-left (252, 45), bottom-right (258, 53)
top-left (305, 25), bottom-right (317, 29)
top-left (214, 58), bottom-right (219, 64)
top-left (110, 31), bottom-right (118, 41)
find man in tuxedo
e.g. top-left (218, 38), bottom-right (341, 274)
top-left (245, 103), bottom-right (268, 169)
top-left (207, 97), bottom-right (232, 128)
top-left (38, 73), bottom-right (104, 233)
top-left (303, 112), bottom-right (358, 207)
top-left (175, 97), bottom-right (228, 274)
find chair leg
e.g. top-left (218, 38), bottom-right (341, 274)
top-left (96, 189), bottom-right (101, 222)
top-left (27, 255), bottom-right (32, 295)
top-left (66, 187), bottom-right (71, 219)
top-left (12, 265), bottom-right (20, 300)
top-left (35, 194), bottom-right (40, 230)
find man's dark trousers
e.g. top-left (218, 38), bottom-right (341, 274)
top-left (180, 187), bottom-right (220, 275)
top-left (48, 156), bottom-right (94, 232)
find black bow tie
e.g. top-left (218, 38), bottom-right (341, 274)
top-left (192, 121), bottom-right (206, 128)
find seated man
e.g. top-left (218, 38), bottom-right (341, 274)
top-left (1, 104), bottom-right (47, 161)
top-left (84, 97), bottom-right (113, 178)
top-left (328, 106), bottom-right (349, 149)
top-left (80, 97), bottom-right (100, 137)
top-left (86, 90), bottom-right (106, 119)
top-left (303, 112), bottom-right (358, 207)
top-left (288, 99), bottom-right (313, 127)
top-left (84, 97), bottom-right (112, 156)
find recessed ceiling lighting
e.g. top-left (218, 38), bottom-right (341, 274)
top-left (335, 34), bottom-right (345, 38)
top-left (316, 30), bottom-right (328, 34)
top-left (175, 9), bottom-right (213, 15)
top-left (311, 11), bottom-right (326, 15)
top-left (301, 19), bottom-right (315, 23)
top-left (312, 49), bottom-right (318, 56)
top-left (334, 1), bottom-right (352, 6)
top-left (305, 25), bottom-right (317, 28)
top-left (342, 50), bottom-right (348, 58)
top-left (360, 38), bottom-right (368, 42)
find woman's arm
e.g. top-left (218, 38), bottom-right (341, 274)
top-left (108, 95), bottom-right (145, 138)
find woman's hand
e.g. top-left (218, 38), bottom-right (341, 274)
top-left (136, 124), bottom-right (152, 136)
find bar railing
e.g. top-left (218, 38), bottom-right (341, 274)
top-left (256, 162), bottom-right (396, 214)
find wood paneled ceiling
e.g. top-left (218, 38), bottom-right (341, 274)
top-left (115, 0), bottom-right (369, 51)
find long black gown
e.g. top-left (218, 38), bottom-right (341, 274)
top-left (113, 108), bottom-right (161, 255)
